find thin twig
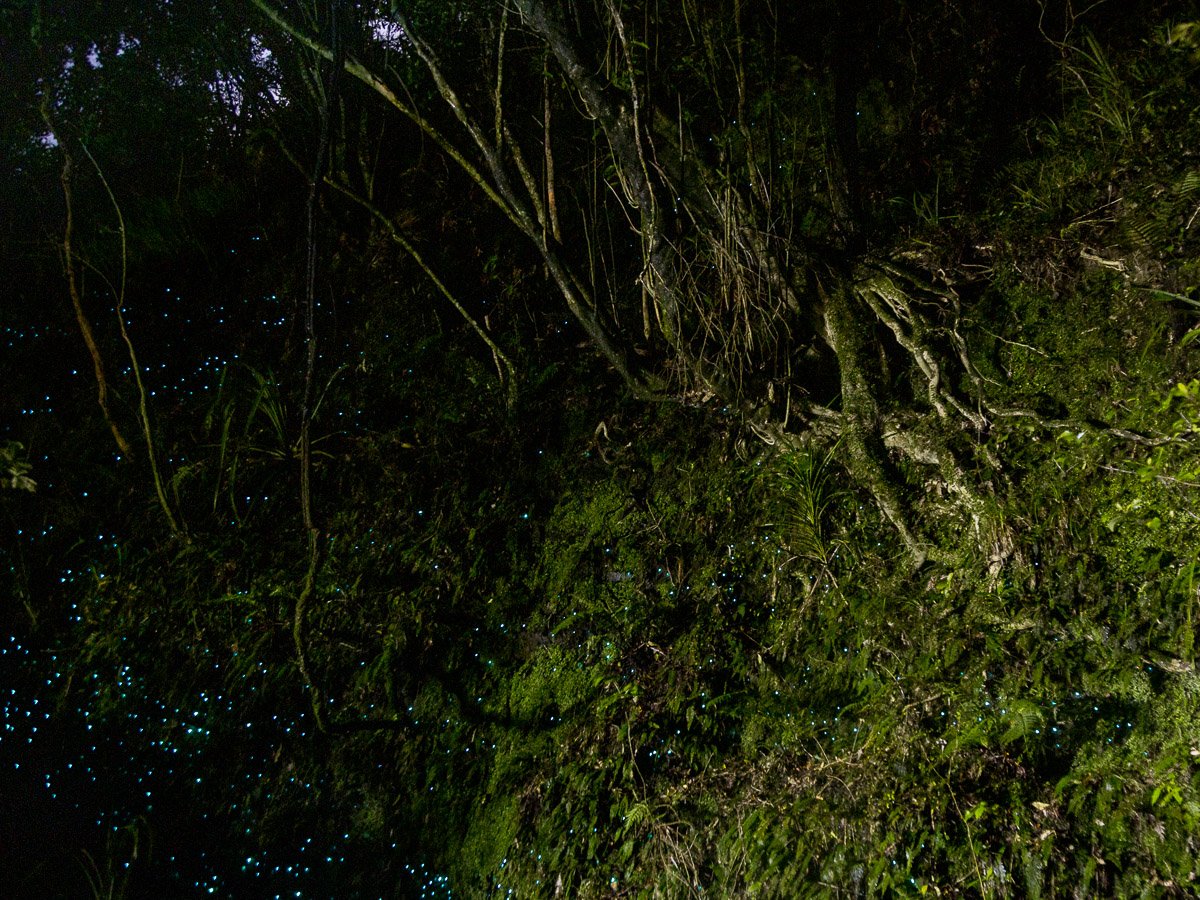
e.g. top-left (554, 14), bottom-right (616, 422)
top-left (81, 142), bottom-right (184, 538)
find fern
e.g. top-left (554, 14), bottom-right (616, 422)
top-left (1000, 699), bottom-right (1045, 746)
top-left (1173, 169), bottom-right (1200, 200)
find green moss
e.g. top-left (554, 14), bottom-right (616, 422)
top-left (11, 12), bottom-right (1200, 898)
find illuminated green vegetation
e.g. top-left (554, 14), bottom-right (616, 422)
top-left (3, 2), bottom-right (1200, 896)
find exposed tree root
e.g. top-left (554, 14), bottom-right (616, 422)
top-left (818, 275), bottom-right (932, 568)
top-left (252, 0), bottom-right (1183, 576)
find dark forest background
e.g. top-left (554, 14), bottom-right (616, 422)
top-left (3, 0), bottom-right (1200, 895)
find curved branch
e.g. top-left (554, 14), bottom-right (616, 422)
top-left (82, 143), bottom-right (185, 540)
top-left (249, 0), bottom-right (517, 225)
top-left (251, 0), bottom-right (645, 393)
top-left (324, 174), bottom-right (520, 407)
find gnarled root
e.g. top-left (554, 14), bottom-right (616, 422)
top-left (819, 274), bottom-right (932, 569)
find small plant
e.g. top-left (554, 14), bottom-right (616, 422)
top-left (1, 440), bottom-right (35, 491)
top-left (1068, 33), bottom-right (1138, 147)
top-left (773, 446), bottom-right (846, 576)
top-left (78, 817), bottom-right (146, 900)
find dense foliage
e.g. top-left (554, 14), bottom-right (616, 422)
top-left (3, 0), bottom-right (1200, 896)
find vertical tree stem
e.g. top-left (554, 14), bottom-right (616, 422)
top-left (294, 3), bottom-right (341, 733)
top-left (40, 104), bottom-right (132, 458)
top-left (82, 143), bottom-right (184, 539)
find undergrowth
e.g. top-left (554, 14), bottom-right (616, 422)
top-left (4, 16), bottom-right (1200, 899)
